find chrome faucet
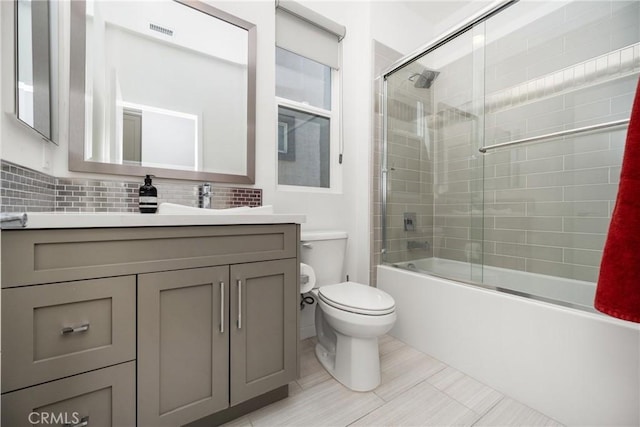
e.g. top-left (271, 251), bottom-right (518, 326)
top-left (0, 212), bottom-right (28, 228)
top-left (200, 183), bottom-right (212, 209)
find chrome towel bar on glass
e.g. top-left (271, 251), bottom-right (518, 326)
top-left (479, 118), bottom-right (629, 153)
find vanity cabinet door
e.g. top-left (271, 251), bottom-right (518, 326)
top-left (229, 259), bottom-right (298, 406)
top-left (138, 266), bottom-right (230, 427)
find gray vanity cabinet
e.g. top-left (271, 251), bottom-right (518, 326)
top-left (2, 362), bottom-right (136, 427)
top-left (230, 259), bottom-right (298, 405)
top-left (138, 266), bottom-right (230, 426)
top-left (1, 276), bottom-right (136, 393)
top-left (1, 224), bottom-right (300, 427)
top-left (138, 259), bottom-right (299, 426)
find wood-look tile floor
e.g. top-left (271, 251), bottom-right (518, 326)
top-left (224, 335), bottom-right (563, 427)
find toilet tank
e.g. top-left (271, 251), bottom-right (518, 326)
top-left (300, 230), bottom-right (348, 287)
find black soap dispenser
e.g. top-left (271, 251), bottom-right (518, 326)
top-left (139, 175), bottom-right (158, 213)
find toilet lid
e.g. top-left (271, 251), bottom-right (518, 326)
top-left (318, 282), bottom-right (396, 315)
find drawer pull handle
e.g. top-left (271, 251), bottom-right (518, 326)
top-left (61, 324), bottom-right (90, 335)
top-left (237, 279), bottom-right (242, 329)
top-left (220, 281), bottom-right (225, 334)
top-left (65, 416), bottom-right (89, 427)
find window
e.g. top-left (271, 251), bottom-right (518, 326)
top-left (275, 1), bottom-right (345, 191)
top-left (276, 48), bottom-right (335, 188)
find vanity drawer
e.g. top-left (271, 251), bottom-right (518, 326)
top-left (2, 225), bottom-right (298, 286)
top-left (2, 276), bottom-right (136, 393)
top-left (2, 361), bottom-right (136, 427)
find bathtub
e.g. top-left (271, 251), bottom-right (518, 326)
top-left (378, 261), bottom-right (640, 426)
top-left (396, 258), bottom-right (597, 311)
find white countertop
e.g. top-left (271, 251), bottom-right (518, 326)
top-left (3, 209), bottom-right (306, 229)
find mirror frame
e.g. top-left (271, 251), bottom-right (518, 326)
top-left (14, 0), bottom-right (55, 142)
top-left (69, 0), bottom-right (256, 183)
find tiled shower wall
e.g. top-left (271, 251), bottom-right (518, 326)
top-left (479, 1), bottom-right (639, 283)
top-left (1, 160), bottom-right (262, 213)
top-left (383, 84), bottom-right (435, 266)
top-left (375, 0), bottom-right (639, 284)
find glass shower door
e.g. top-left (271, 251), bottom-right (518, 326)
top-left (480, 0), bottom-right (640, 307)
top-left (383, 24), bottom-right (486, 284)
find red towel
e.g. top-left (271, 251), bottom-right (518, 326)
top-left (595, 78), bottom-right (640, 323)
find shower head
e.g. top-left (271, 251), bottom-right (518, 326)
top-left (409, 68), bottom-right (440, 89)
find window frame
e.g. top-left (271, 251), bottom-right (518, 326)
top-left (276, 65), bottom-right (341, 194)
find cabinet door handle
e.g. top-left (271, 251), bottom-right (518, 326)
top-left (61, 324), bottom-right (90, 335)
top-left (64, 416), bottom-right (89, 427)
top-left (219, 281), bottom-right (225, 333)
top-left (237, 279), bottom-right (242, 329)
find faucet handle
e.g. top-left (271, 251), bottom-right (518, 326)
top-left (200, 183), bottom-right (213, 209)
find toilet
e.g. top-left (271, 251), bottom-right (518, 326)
top-left (301, 231), bottom-right (396, 392)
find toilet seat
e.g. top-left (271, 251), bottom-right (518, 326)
top-left (318, 282), bottom-right (395, 316)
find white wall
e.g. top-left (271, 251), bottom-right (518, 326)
top-left (1, 0), bottom-right (56, 174)
top-left (370, 1), bottom-right (436, 56)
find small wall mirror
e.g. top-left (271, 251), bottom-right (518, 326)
top-left (69, 0), bottom-right (256, 183)
top-left (16, 0), bottom-right (56, 142)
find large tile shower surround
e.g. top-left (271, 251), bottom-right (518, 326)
top-left (382, 53), bottom-right (637, 283)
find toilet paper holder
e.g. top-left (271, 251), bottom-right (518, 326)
top-left (300, 274), bottom-right (310, 285)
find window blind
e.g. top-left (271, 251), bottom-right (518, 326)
top-left (275, 0), bottom-right (345, 69)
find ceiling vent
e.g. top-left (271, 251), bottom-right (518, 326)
top-left (149, 23), bottom-right (173, 37)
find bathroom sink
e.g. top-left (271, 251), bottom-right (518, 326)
top-left (157, 202), bottom-right (274, 215)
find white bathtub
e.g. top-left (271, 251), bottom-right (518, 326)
top-left (378, 262), bottom-right (640, 426)
top-left (395, 258), bottom-right (597, 310)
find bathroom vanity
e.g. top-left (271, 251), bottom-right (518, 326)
top-left (1, 212), bottom-right (303, 426)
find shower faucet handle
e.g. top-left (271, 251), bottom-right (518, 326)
top-left (404, 212), bottom-right (417, 231)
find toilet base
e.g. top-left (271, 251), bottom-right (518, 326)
top-left (315, 333), bottom-right (381, 392)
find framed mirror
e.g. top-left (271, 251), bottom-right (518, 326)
top-left (15, 0), bottom-right (56, 141)
top-left (69, 0), bottom-right (256, 183)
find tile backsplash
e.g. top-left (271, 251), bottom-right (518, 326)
top-left (1, 160), bottom-right (262, 213)
top-left (1, 161), bottom-right (57, 212)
